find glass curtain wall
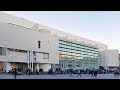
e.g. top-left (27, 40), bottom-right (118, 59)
top-left (58, 38), bottom-right (101, 70)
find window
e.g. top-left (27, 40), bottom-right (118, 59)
top-left (33, 51), bottom-right (36, 56)
top-left (38, 41), bottom-right (41, 48)
top-left (0, 47), bottom-right (2, 55)
top-left (0, 47), bottom-right (7, 55)
top-left (43, 53), bottom-right (49, 59)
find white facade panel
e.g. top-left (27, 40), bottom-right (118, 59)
top-left (49, 34), bottom-right (59, 64)
top-left (0, 55), bottom-right (27, 62)
top-left (36, 53), bottom-right (43, 62)
top-left (8, 51), bottom-right (27, 59)
top-left (101, 50), bottom-right (119, 67)
top-left (36, 53), bottom-right (50, 63)
top-left (0, 22), bottom-right (50, 52)
top-left (0, 21), bottom-right (59, 65)
top-left (39, 64), bottom-right (51, 71)
top-left (0, 12), bottom-right (35, 29)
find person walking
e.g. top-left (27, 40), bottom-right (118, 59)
top-left (93, 69), bottom-right (97, 77)
top-left (69, 69), bottom-right (73, 77)
top-left (14, 68), bottom-right (17, 79)
top-left (77, 69), bottom-right (82, 77)
top-left (0, 68), bottom-right (3, 76)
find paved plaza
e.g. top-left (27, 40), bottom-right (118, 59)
top-left (0, 74), bottom-right (120, 79)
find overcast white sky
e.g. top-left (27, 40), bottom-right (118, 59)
top-left (3, 11), bottom-right (120, 52)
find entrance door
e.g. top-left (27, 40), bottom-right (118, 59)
top-left (67, 60), bottom-right (74, 69)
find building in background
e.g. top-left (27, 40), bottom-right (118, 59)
top-left (101, 50), bottom-right (119, 69)
top-left (0, 12), bottom-right (119, 72)
top-left (119, 54), bottom-right (120, 66)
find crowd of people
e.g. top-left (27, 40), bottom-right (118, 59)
top-left (0, 68), bottom-right (44, 75)
top-left (0, 66), bottom-right (120, 79)
top-left (47, 66), bottom-right (120, 77)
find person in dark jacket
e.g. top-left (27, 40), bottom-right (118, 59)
top-left (14, 68), bottom-right (17, 79)
top-left (94, 70), bottom-right (97, 77)
top-left (69, 69), bottom-right (73, 76)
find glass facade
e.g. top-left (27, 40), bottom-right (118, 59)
top-left (0, 47), bottom-right (2, 55)
top-left (58, 38), bottom-right (101, 70)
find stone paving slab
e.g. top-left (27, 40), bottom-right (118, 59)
top-left (0, 74), bottom-right (120, 79)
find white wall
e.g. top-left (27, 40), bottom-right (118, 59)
top-left (49, 34), bottom-right (59, 64)
top-left (0, 55), bottom-right (27, 62)
top-left (36, 53), bottom-right (49, 63)
top-left (0, 22), bottom-right (51, 52)
top-left (40, 64), bottom-right (51, 71)
top-left (101, 50), bottom-right (119, 67)
top-left (36, 53), bottom-right (43, 62)
top-left (8, 51), bottom-right (27, 59)
top-left (0, 22), bottom-right (59, 64)
top-left (0, 12), bottom-right (35, 29)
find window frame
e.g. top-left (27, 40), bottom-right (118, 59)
top-left (43, 53), bottom-right (49, 59)
top-left (38, 41), bottom-right (41, 48)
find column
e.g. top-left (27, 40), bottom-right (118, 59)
top-left (27, 50), bottom-right (34, 71)
top-left (3, 62), bottom-right (11, 72)
top-left (27, 50), bottom-right (30, 69)
top-left (31, 50), bottom-right (33, 71)
top-left (36, 64), bottom-right (39, 70)
top-left (29, 51), bottom-right (31, 70)
top-left (6, 62), bottom-right (11, 72)
top-left (2, 47), bottom-right (11, 72)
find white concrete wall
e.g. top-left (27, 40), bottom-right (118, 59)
top-left (100, 51), bottom-right (105, 66)
top-left (36, 53), bottom-right (43, 62)
top-left (8, 51), bottom-right (27, 59)
top-left (40, 64), bottom-right (51, 71)
top-left (49, 34), bottom-right (59, 64)
top-left (0, 21), bottom-right (59, 64)
top-left (0, 55), bottom-right (27, 62)
top-left (0, 22), bottom-right (50, 52)
top-left (101, 50), bottom-right (119, 67)
top-left (36, 53), bottom-right (49, 63)
top-left (0, 12), bottom-right (35, 29)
